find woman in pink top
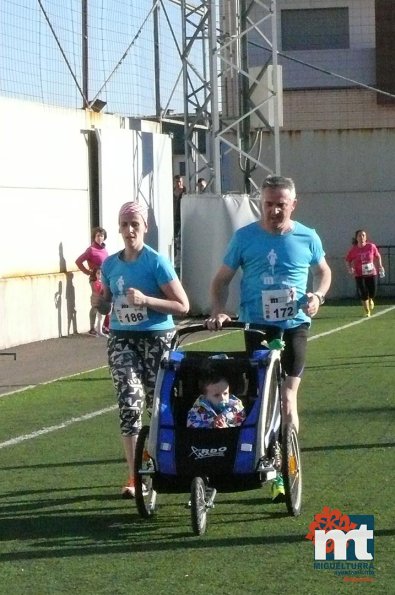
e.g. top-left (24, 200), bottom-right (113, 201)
top-left (345, 229), bottom-right (384, 317)
top-left (76, 226), bottom-right (109, 335)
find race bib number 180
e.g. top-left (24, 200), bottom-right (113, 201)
top-left (262, 288), bottom-right (298, 321)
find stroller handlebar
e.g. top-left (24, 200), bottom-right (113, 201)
top-left (172, 320), bottom-right (284, 349)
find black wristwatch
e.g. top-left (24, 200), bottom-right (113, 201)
top-left (313, 292), bottom-right (325, 306)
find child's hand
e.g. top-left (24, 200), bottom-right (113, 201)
top-left (213, 414), bottom-right (227, 428)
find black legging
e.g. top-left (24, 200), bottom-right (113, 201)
top-left (355, 275), bottom-right (377, 301)
top-left (244, 323), bottom-right (309, 378)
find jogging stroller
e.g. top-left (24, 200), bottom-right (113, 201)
top-left (134, 322), bottom-right (302, 535)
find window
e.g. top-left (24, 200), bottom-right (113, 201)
top-left (281, 8), bottom-right (349, 51)
top-left (375, 0), bottom-right (395, 105)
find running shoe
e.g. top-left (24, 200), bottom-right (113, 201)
top-left (88, 329), bottom-right (97, 336)
top-left (369, 299), bottom-right (374, 311)
top-left (271, 473), bottom-right (286, 503)
top-left (121, 477), bottom-right (148, 498)
top-left (121, 477), bottom-right (136, 498)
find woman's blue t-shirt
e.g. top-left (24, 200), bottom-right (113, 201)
top-left (101, 245), bottom-right (177, 331)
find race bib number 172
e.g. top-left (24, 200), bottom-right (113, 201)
top-left (262, 288), bottom-right (298, 321)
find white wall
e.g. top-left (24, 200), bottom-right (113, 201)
top-left (0, 98), bottom-right (174, 349)
top-left (181, 194), bottom-right (260, 315)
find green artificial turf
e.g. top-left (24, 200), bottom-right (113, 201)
top-left (0, 300), bottom-right (394, 594)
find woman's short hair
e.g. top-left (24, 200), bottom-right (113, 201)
top-left (91, 226), bottom-right (107, 242)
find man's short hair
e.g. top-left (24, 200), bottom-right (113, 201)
top-left (261, 175), bottom-right (296, 199)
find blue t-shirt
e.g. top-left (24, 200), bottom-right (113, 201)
top-left (223, 221), bottom-right (325, 329)
top-left (101, 245), bottom-right (177, 331)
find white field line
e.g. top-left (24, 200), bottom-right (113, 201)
top-left (0, 365), bottom-right (108, 399)
top-left (0, 406), bottom-right (117, 449)
top-left (1, 306), bottom-right (394, 450)
top-left (308, 304), bottom-right (395, 341)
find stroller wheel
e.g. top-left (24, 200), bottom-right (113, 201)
top-left (282, 423), bottom-right (302, 516)
top-left (190, 477), bottom-right (208, 535)
top-left (134, 425), bottom-right (157, 518)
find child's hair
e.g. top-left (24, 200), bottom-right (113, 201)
top-left (89, 266), bottom-right (102, 283)
top-left (198, 371), bottom-right (229, 395)
top-left (91, 226), bottom-right (107, 242)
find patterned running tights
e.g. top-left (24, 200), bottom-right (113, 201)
top-left (108, 331), bottom-right (174, 437)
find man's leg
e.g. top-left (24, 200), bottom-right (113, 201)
top-left (281, 324), bottom-right (309, 433)
top-left (281, 375), bottom-right (301, 433)
top-left (272, 325), bottom-right (307, 502)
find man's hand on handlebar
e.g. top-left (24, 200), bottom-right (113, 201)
top-left (205, 313), bottom-right (232, 330)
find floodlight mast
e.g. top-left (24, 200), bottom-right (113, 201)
top-left (179, 0), bottom-right (281, 194)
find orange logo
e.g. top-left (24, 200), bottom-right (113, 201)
top-left (305, 506), bottom-right (358, 554)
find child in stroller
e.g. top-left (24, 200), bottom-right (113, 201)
top-left (133, 323), bottom-right (302, 535)
top-left (186, 370), bottom-right (246, 429)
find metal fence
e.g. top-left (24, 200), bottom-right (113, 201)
top-left (378, 245), bottom-right (395, 294)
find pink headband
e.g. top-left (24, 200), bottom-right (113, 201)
top-left (118, 202), bottom-right (148, 226)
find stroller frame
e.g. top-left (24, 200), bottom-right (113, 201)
top-left (134, 322), bottom-right (302, 535)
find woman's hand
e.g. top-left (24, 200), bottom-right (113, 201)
top-left (126, 288), bottom-right (147, 307)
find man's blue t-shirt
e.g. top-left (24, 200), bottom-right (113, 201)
top-left (101, 245), bottom-right (177, 331)
top-left (223, 221), bottom-right (325, 329)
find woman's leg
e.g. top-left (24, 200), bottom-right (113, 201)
top-left (108, 335), bottom-right (146, 493)
top-left (141, 331), bottom-right (175, 416)
top-left (355, 277), bottom-right (370, 315)
top-left (365, 275), bottom-right (378, 309)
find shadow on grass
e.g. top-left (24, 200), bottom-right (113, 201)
top-left (63, 377), bottom-right (111, 383)
top-left (0, 509), bottom-right (306, 561)
top-left (302, 441), bottom-right (394, 453)
top-left (1, 474), bottom-right (394, 562)
top-left (306, 406), bottom-right (395, 416)
top-left (0, 458), bottom-right (123, 471)
top-left (306, 358), bottom-right (395, 371)
top-left (0, 482), bottom-right (304, 561)
top-left (0, 517), bottom-right (393, 562)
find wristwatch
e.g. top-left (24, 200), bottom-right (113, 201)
top-left (313, 292), bottom-right (325, 306)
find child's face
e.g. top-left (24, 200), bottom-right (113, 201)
top-left (204, 380), bottom-right (230, 408)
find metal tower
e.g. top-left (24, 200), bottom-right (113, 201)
top-left (179, 0), bottom-right (281, 194)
